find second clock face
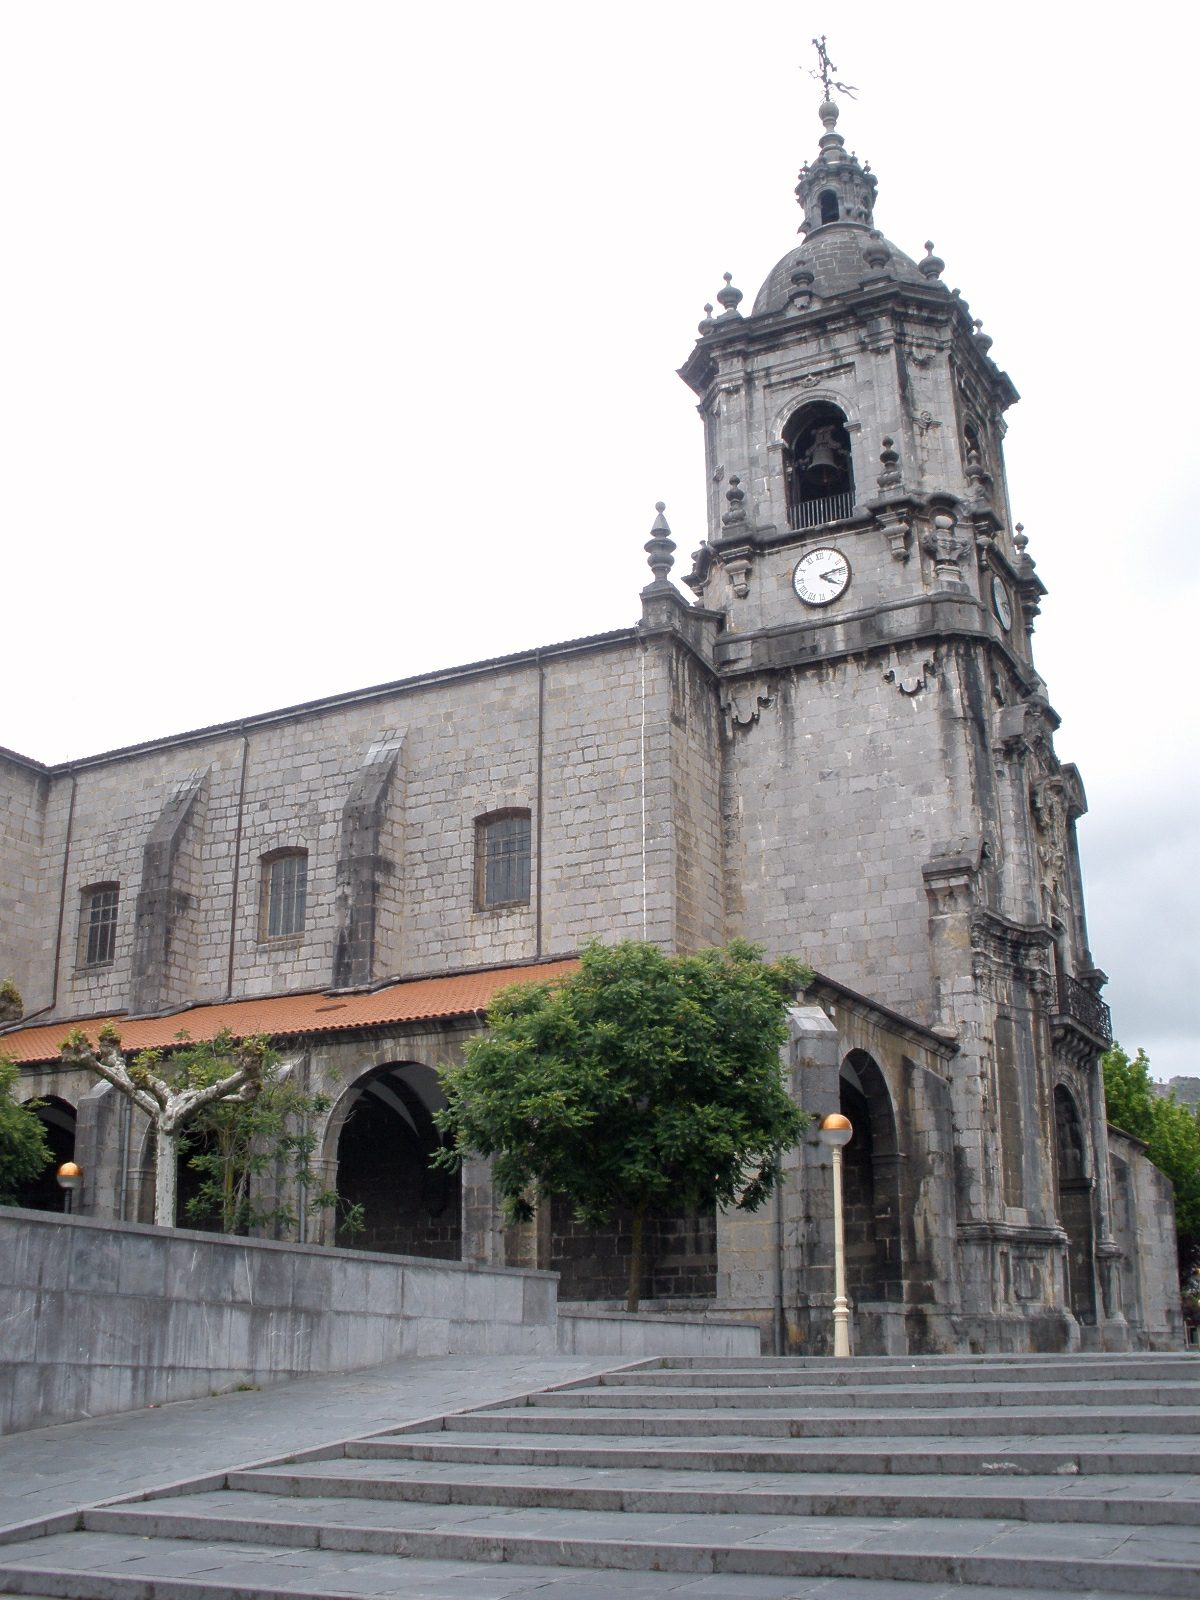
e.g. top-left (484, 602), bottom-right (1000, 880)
top-left (991, 574), bottom-right (1013, 631)
top-left (794, 547), bottom-right (851, 607)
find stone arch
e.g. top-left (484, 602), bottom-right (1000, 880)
top-left (13, 1095), bottom-right (76, 1211)
top-left (1054, 1082), bottom-right (1096, 1325)
top-left (839, 1051), bottom-right (902, 1307)
top-left (323, 1061), bottom-right (461, 1260)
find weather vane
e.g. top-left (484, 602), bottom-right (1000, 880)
top-left (810, 35), bottom-right (857, 100)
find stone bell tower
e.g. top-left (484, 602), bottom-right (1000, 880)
top-left (679, 90), bottom-right (1123, 1350)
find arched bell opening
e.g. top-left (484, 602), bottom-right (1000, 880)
top-left (1054, 1083), bottom-right (1097, 1325)
top-left (819, 189), bottom-right (840, 225)
top-left (329, 1062), bottom-right (461, 1260)
top-left (839, 1052), bottom-right (902, 1306)
top-left (13, 1096), bottom-right (75, 1211)
top-left (783, 402), bottom-right (854, 530)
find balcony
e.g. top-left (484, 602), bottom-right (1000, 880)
top-left (793, 490), bottom-right (855, 530)
top-left (1054, 972), bottom-right (1113, 1048)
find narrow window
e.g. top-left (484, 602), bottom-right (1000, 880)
top-left (476, 811), bottom-right (531, 910)
top-left (819, 190), bottom-right (839, 225)
top-left (80, 884), bottom-right (120, 967)
top-left (263, 850), bottom-right (308, 939)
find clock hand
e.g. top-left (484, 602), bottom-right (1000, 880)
top-left (820, 567), bottom-right (846, 583)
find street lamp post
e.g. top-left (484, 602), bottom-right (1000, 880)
top-left (818, 1112), bottom-right (853, 1358)
top-left (56, 1161), bottom-right (83, 1216)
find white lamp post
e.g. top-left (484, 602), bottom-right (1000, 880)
top-left (56, 1160), bottom-right (83, 1216)
top-left (818, 1112), bottom-right (853, 1357)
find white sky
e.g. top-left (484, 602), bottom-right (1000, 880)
top-left (1, 2), bottom-right (1196, 1079)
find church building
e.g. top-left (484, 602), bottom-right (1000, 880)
top-left (0, 95), bottom-right (1181, 1353)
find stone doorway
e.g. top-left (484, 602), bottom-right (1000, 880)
top-left (1054, 1083), bottom-right (1097, 1325)
top-left (839, 1052), bottom-right (902, 1311)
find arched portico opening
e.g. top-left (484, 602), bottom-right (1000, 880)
top-left (1054, 1083), bottom-right (1096, 1325)
top-left (13, 1096), bottom-right (76, 1211)
top-left (839, 1052), bottom-right (902, 1308)
top-left (328, 1062), bottom-right (461, 1260)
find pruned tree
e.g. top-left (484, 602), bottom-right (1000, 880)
top-left (61, 1023), bottom-right (268, 1227)
top-left (435, 939), bottom-right (812, 1311)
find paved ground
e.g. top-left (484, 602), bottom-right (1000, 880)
top-left (0, 1354), bottom-right (611, 1533)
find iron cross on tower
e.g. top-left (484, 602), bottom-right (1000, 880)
top-left (809, 35), bottom-right (857, 100)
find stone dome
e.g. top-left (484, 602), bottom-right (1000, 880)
top-left (752, 227), bottom-right (927, 317)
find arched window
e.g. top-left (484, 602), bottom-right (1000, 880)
top-left (261, 848), bottom-right (308, 939)
top-left (79, 882), bottom-right (120, 967)
top-left (475, 809), bottom-right (531, 910)
top-left (783, 403), bottom-right (854, 529)
top-left (819, 190), bottom-right (839, 225)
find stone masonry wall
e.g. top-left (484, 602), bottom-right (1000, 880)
top-left (4, 635), bottom-right (692, 1026)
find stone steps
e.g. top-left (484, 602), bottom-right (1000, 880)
top-left (0, 1352), bottom-right (1195, 1599)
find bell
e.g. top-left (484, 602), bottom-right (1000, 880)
top-left (804, 427), bottom-right (841, 472)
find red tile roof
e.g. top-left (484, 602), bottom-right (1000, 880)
top-left (0, 959), bottom-right (581, 1065)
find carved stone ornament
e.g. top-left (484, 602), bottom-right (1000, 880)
top-left (722, 552), bottom-right (753, 599)
top-left (1031, 775), bottom-right (1068, 911)
top-left (883, 653), bottom-right (937, 696)
top-left (922, 514), bottom-right (971, 588)
top-left (721, 678), bottom-right (773, 737)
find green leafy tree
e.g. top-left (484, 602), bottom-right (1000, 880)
top-left (1103, 1042), bottom-right (1200, 1281)
top-left (0, 1056), bottom-right (53, 1205)
top-left (435, 939), bottom-right (812, 1311)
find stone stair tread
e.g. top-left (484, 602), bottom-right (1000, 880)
top-left (89, 1487), bottom-right (1200, 1560)
top-left (525, 1382), bottom-right (1192, 1408)
top-left (231, 1459), bottom-right (1200, 1523)
top-left (355, 1436), bottom-right (1200, 1478)
top-left (610, 1361), bottom-right (1200, 1386)
top-left (0, 1532), bottom-right (1169, 1600)
top-left (46, 1497), bottom-right (1199, 1598)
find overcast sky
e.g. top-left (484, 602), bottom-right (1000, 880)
top-left (1, 3), bottom-right (1195, 1079)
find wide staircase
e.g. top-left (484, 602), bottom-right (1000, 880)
top-left (1, 1352), bottom-right (1197, 1599)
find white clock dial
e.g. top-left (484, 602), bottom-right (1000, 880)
top-left (991, 574), bottom-right (1013, 631)
top-left (793, 547), bottom-right (851, 607)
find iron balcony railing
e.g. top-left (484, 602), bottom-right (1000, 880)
top-left (794, 490), bottom-right (855, 530)
top-left (1055, 972), bottom-right (1113, 1047)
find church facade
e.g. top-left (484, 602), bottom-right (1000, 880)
top-left (0, 99), bottom-right (1181, 1352)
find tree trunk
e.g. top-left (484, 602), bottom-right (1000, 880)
top-left (155, 1125), bottom-right (178, 1228)
top-left (626, 1201), bottom-right (646, 1313)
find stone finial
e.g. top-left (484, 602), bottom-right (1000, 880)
top-left (697, 303), bottom-right (716, 336)
top-left (721, 475), bottom-right (747, 528)
top-left (716, 273), bottom-right (744, 317)
top-left (862, 231), bottom-right (891, 270)
top-left (918, 241), bottom-right (945, 280)
top-left (1013, 521), bottom-right (1037, 577)
top-left (877, 436), bottom-right (903, 491)
top-left (972, 318), bottom-right (994, 355)
top-left (644, 502), bottom-right (676, 585)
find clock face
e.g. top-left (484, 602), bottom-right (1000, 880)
top-left (991, 574), bottom-right (1013, 631)
top-left (793, 547), bottom-right (851, 607)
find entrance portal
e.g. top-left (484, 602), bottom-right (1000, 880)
top-left (1055, 1083), bottom-right (1096, 1324)
top-left (839, 1053), bottom-right (902, 1306)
